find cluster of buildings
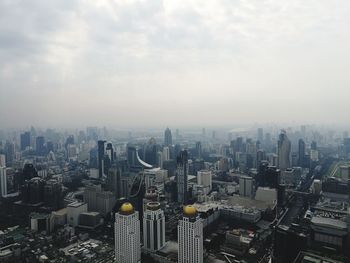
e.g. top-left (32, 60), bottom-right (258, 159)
top-left (0, 125), bottom-right (350, 262)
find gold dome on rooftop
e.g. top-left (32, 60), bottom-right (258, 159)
top-left (183, 205), bottom-right (197, 217)
top-left (120, 202), bottom-right (134, 214)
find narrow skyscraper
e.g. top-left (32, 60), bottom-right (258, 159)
top-left (177, 150), bottom-right (188, 204)
top-left (143, 202), bottom-right (166, 252)
top-left (164, 127), bottom-right (172, 146)
top-left (298, 139), bottom-right (306, 167)
top-left (115, 202), bottom-right (141, 263)
top-left (277, 130), bottom-right (291, 170)
top-left (178, 205), bottom-right (203, 263)
top-left (97, 140), bottom-right (106, 178)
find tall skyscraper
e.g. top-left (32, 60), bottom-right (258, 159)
top-left (97, 140), bottom-right (106, 178)
top-left (0, 154), bottom-right (5, 167)
top-left (115, 202), bottom-right (141, 263)
top-left (36, 136), bottom-right (46, 156)
top-left (277, 130), bottom-right (291, 170)
top-left (177, 150), bottom-right (188, 204)
top-left (195, 141), bottom-right (202, 159)
top-left (298, 139), bottom-right (306, 167)
top-left (143, 202), bottom-right (166, 252)
top-left (0, 167), bottom-right (8, 197)
top-left (162, 147), bottom-right (170, 162)
top-left (106, 142), bottom-right (114, 163)
top-left (20, 131), bottom-right (31, 151)
top-left (164, 127), bottom-right (172, 146)
top-left (178, 205), bottom-right (203, 263)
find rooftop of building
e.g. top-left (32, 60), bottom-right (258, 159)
top-left (311, 216), bottom-right (347, 230)
top-left (67, 201), bottom-right (86, 208)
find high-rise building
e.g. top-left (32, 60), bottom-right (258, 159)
top-left (298, 139), bottom-right (306, 167)
top-left (4, 141), bottom-right (15, 166)
top-left (0, 167), bottom-right (8, 197)
top-left (162, 147), bottom-right (170, 162)
top-left (36, 136), bottom-right (46, 156)
top-left (164, 127), bottom-right (172, 146)
top-left (107, 166), bottom-right (122, 198)
top-left (98, 140), bottom-right (106, 178)
top-left (277, 130), bottom-right (291, 170)
top-left (197, 170), bottom-right (212, 192)
top-left (178, 205), bottom-right (203, 263)
top-left (239, 176), bottom-right (254, 198)
top-left (177, 150), bottom-right (188, 204)
top-left (20, 131), bottom-right (31, 151)
top-left (143, 202), bottom-right (166, 252)
top-left (195, 141), bottom-right (202, 159)
top-left (115, 202), bottom-right (141, 263)
top-left (0, 154), bottom-right (5, 167)
top-left (106, 142), bottom-right (114, 163)
top-left (83, 184), bottom-right (116, 215)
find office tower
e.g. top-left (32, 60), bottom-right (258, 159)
top-left (127, 144), bottom-right (138, 167)
top-left (83, 184), bottom-right (116, 215)
top-left (20, 131), bottom-right (31, 151)
top-left (143, 202), bottom-right (165, 252)
top-left (277, 130), bottom-right (291, 170)
top-left (177, 150), bottom-right (188, 204)
top-left (195, 141), bottom-right (202, 159)
top-left (106, 142), bottom-right (114, 163)
top-left (298, 139), bottom-right (306, 167)
top-left (46, 141), bottom-right (54, 153)
top-left (162, 147), bottom-right (170, 162)
top-left (43, 179), bottom-right (62, 210)
top-left (178, 205), bottom-right (203, 263)
top-left (65, 135), bottom-right (74, 149)
top-left (36, 136), bottom-right (46, 156)
top-left (258, 162), bottom-right (281, 189)
top-left (107, 166), bottom-right (122, 198)
top-left (21, 177), bottom-right (45, 204)
top-left (0, 154), bottom-right (5, 167)
top-left (197, 170), bottom-right (212, 191)
top-left (311, 141), bottom-right (317, 150)
top-left (98, 140), bottom-right (106, 178)
top-left (239, 176), bottom-right (254, 198)
top-left (4, 141), bottom-right (15, 166)
top-left (256, 149), bottom-right (266, 167)
top-left (164, 127), bottom-right (172, 146)
top-left (115, 203), bottom-right (141, 263)
top-left (144, 138), bottom-right (158, 166)
top-left (0, 167), bottom-right (7, 197)
top-left (257, 128), bottom-right (264, 143)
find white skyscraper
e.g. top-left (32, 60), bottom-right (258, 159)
top-left (143, 202), bottom-right (166, 252)
top-left (162, 147), bottom-right (170, 161)
top-left (0, 154), bottom-right (6, 167)
top-left (115, 202), bottom-right (141, 263)
top-left (178, 205), bottom-right (203, 263)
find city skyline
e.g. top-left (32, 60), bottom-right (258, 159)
top-left (1, 0), bottom-right (350, 128)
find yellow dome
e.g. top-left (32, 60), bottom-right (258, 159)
top-left (183, 205), bottom-right (197, 217)
top-left (120, 202), bottom-right (134, 214)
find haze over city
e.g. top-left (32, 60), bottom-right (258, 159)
top-left (1, 0), bottom-right (350, 128)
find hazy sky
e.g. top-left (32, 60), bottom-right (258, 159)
top-left (1, 0), bottom-right (350, 128)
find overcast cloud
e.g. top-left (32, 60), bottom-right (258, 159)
top-left (1, 0), bottom-right (350, 128)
